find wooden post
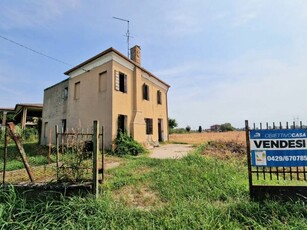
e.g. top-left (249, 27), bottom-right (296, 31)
top-left (7, 122), bottom-right (34, 182)
top-left (92, 121), bottom-right (99, 198)
top-left (245, 120), bottom-right (253, 198)
top-left (55, 125), bottom-right (59, 181)
top-left (2, 127), bottom-right (8, 184)
top-left (48, 128), bottom-right (52, 164)
top-left (21, 107), bottom-right (27, 129)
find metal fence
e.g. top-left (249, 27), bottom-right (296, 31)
top-left (1, 121), bottom-right (103, 197)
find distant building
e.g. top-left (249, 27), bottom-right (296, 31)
top-left (210, 124), bottom-right (221, 132)
top-left (41, 46), bottom-right (170, 148)
top-left (0, 104), bottom-right (43, 128)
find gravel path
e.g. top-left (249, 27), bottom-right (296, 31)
top-left (149, 144), bottom-right (194, 159)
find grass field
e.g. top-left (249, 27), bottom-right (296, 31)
top-left (0, 134), bottom-right (306, 229)
top-left (169, 131), bottom-right (246, 145)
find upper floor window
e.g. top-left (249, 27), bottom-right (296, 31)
top-left (143, 84), bottom-right (149, 100)
top-left (74, 82), bottom-right (80, 100)
top-left (99, 71), bottom-right (107, 92)
top-left (63, 87), bottom-right (68, 100)
top-left (115, 71), bottom-right (127, 93)
top-left (157, 90), bottom-right (162, 104)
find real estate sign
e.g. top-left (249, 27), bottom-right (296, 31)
top-left (250, 129), bottom-right (307, 167)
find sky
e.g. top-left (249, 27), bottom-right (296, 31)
top-left (1, 1), bottom-right (307, 129)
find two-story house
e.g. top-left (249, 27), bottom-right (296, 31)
top-left (41, 46), bottom-right (170, 147)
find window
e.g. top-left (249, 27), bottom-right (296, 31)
top-left (117, 115), bottom-right (127, 133)
top-left (157, 90), bottom-right (162, 104)
top-left (143, 84), bottom-right (149, 100)
top-left (99, 71), bottom-right (107, 92)
top-left (74, 81), bottom-right (80, 99)
top-left (115, 71), bottom-right (127, 93)
top-left (63, 87), bottom-right (68, 100)
top-left (44, 122), bottom-right (48, 138)
top-left (145, 118), bottom-right (153, 135)
top-left (62, 119), bottom-right (67, 133)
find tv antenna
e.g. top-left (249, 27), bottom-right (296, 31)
top-left (113, 16), bottom-right (131, 58)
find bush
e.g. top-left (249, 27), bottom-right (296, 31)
top-left (169, 128), bottom-right (186, 134)
top-left (185, 126), bottom-right (191, 132)
top-left (112, 132), bottom-right (146, 156)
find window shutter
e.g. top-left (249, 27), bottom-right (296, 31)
top-left (115, 70), bottom-right (119, 91)
top-left (124, 74), bottom-right (127, 93)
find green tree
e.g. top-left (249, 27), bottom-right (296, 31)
top-left (168, 118), bottom-right (178, 130)
top-left (185, 125), bottom-right (191, 132)
top-left (220, 123), bottom-right (235, 132)
top-left (198, 126), bottom-right (202, 133)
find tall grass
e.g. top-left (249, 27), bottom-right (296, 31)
top-left (0, 146), bottom-right (306, 229)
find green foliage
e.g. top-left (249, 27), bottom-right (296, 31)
top-left (168, 118), bottom-right (178, 130)
top-left (170, 128), bottom-right (188, 134)
top-left (220, 123), bottom-right (235, 132)
top-left (112, 131), bottom-right (146, 156)
top-left (0, 150), bottom-right (306, 228)
top-left (22, 126), bottom-right (39, 142)
top-left (0, 113), bottom-right (14, 124)
top-left (185, 125), bottom-right (191, 132)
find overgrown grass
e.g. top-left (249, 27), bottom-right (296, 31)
top-left (0, 145), bottom-right (307, 228)
top-left (0, 143), bottom-right (52, 171)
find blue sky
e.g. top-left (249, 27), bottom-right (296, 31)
top-left (1, 1), bottom-right (307, 129)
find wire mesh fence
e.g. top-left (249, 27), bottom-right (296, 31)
top-left (1, 121), bottom-right (103, 197)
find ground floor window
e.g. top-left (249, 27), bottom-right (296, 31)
top-left (145, 118), bottom-right (153, 135)
top-left (44, 122), bottom-right (48, 138)
top-left (62, 119), bottom-right (67, 133)
top-left (118, 114), bottom-right (127, 133)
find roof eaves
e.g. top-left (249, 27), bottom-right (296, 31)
top-left (64, 47), bottom-right (170, 88)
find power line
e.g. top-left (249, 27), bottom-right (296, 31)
top-left (0, 34), bottom-right (89, 72)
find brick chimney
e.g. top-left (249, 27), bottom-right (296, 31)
top-left (130, 45), bottom-right (141, 65)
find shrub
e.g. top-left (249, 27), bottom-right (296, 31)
top-left (113, 132), bottom-right (146, 156)
top-left (185, 126), bottom-right (191, 132)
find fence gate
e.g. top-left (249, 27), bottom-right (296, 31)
top-left (246, 120), bottom-right (307, 200)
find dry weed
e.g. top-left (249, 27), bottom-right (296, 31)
top-left (113, 183), bottom-right (163, 210)
top-left (170, 131), bottom-right (245, 145)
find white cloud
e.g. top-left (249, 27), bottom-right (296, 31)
top-left (0, 0), bottom-right (80, 29)
top-left (160, 51), bottom-right (307, 129)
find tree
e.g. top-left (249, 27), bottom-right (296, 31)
top-left (220, 123), bottom-right (235, 132)
top-left (185, 125), bottom-right (191, 132)
top-left (168, 118), bottom-right (178, 130)
top-left (198, 126), bottom-right (202, 133)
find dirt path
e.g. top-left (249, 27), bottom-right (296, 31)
top-left (149, 144), bottom-right (194, 159)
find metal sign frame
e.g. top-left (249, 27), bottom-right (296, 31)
top-left (245, 120), bottom-right (307, 200)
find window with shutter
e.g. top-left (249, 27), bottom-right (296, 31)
top-left (115, 71), bottom-right (127, 93)
top-left (114, 71), bottom-right (120, 91)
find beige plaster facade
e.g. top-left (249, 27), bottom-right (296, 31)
top-left (41, 46), bottom-right (170, 147)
